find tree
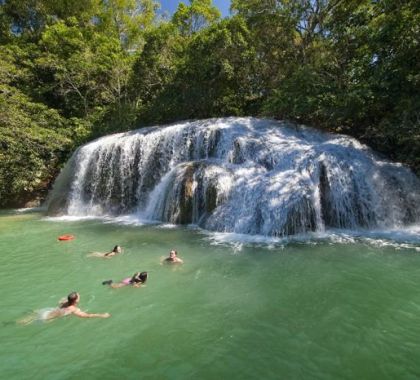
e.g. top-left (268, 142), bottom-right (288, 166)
top-left (35, 19), bottom-right (132, 118)
top-left (172, 0), bottom-right (220, 36)
top-left (0, 45), bottom-right (73, 207)
top-left (99, 0), bottom-right (159, 50)
top-left (171, 17), bottom-right (259, 118)
top-left (1, 0), bottom-right (100, 37)
top-left (326, 0), bottom-right (420, 169)
top-left (129, 22), bottom-right (187, 123)
top-left (133, 17), bottom-right (259, 123)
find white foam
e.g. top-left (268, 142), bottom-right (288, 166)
top-left (43, 215), bottom-right (103, 222)
top-left (204, 231), bottom-right (284, 245)
top-left (46, 117), bottom-right (420, 237)
top-left (156, 223), bottom-right (179, 229)
top-left (42, 211), bottom-right (420, 252)
top-left (16, 207), bottom-right (45, 213)
top-left (202, 225), bottom-right (420, 251)
top-left (106, 215), bottom-right (157, 226)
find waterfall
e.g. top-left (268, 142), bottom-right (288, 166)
top-left (46, 117), bottom-right (420, 236)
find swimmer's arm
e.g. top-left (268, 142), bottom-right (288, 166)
top-left (72, 309), bottom-right (111, 318)
top-left (132, 283), bottom-right (142, 288)
top-left (88, 252), bottom-right (105, 258)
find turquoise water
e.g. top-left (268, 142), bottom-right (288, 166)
top-left (1, 211), bottom-right (420, 380)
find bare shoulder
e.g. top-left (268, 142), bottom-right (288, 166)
top-left (68, 306), bottom-right (80, 314)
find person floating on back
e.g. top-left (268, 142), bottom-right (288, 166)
top-left (18, 292), bottom-right (110, 324)
top-left (163, 250), bottom-right (183, 264)
top-left (102, 271), bottom-right (148, 288)
top-left (88, 245), bottom-right (122, 258)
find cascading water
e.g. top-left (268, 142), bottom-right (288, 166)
top-left (46, 117), bottom-right (420, 236)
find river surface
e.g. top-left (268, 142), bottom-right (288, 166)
top-left (1, 210), bottom-right (420, 380)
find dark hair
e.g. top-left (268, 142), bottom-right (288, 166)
top-left (131, 271), bottom-right (148, 284)
top-left (60, 292), bottom-right (78, 308)
top-left (112, 245), bottom-right (121, 253)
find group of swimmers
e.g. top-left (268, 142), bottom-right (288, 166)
top-left (89, 246), bottom-right (183, 264)
top-left (22, 248), bottom-right (183, 323)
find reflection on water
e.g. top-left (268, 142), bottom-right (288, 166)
top-left (1, 211), bottom-right (420, 380)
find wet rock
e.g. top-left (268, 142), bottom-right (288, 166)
top-left (177, 164), bottom-right (195, 224)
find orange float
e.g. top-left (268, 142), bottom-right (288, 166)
top-left (58, 234), bottom-right (75, 241)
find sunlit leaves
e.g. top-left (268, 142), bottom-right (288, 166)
top-left (172, 0), bottom-right (220, 36)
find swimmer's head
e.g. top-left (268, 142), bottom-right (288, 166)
top-left (64, 292), bottom-right (79, 306)
top-left (169, 250), bottom-right (177, 258)
top-left (139, 272), bottom-right (148, 283)
top-left (131, 272), bottom-right (140, 283)
top-left (113, 245), bottom-right (122, 253)
top-left (60, 292), bottom-right (79, 308)
top-left (132, 271), bottom-right (148, 284)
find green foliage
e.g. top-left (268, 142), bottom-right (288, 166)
top-left (35, 20), bottom-right (133, 117)
top-left (172, 0), bottom-right (220, 36)
top-left (1, 0), bottom-right (100, 38)
top-left (0, 46), bottom-right (73, 206)
top-left (129, 22), bottom-right (187, 124)
top-left (234, 0), bottom-right (419, 172)
top-left (168, 17), bottom-right (259, 119)
top-left (0, 0), bottom-right (153, 206)
top-left (131, 17), bottom-right (258, 123)
top-left (98, 0), bottom-right (159, 50)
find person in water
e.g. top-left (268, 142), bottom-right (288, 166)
top-left (102, 271), bottom-right (148, 288)
top-left (164, 250), bottom-right (183, 264)
top-left (88, 245), bottom-right (122, 258)
top-left (50, 292), bottom-right (110, 319)
top-left (19, 292), bottom-right (110, 324)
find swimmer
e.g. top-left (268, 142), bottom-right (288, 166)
top-left (88, 245), bottom-right (122, 258)
top-left (18, 292), bottom-right (110, 324)
top-left (102, 271), bottom-right (148, 288)
top-left (163, 250), bottom-right (183, 264)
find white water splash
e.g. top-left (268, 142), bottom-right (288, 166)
top-left (203, 225), bottom-right (420, 251)
top-left (46, 117), bottom-right (420, 237)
